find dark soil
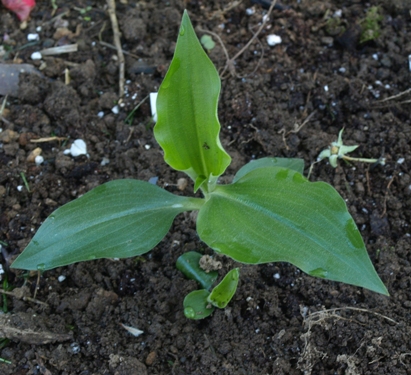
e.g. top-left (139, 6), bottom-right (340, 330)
top-left (1, 0), bottom-right (411, 374)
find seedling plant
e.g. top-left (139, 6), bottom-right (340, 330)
top-left (12, 11), bottom-right (388, 319)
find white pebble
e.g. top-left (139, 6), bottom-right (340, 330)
top-left (31, 52), bottom-right (42, 60)
top-left (324, 85), bottom-right (329, 92)
top-left (144, 144), bottom-right (151, 150)
top-left (58, 275), bottom-right (66, 282)
top-left (246, 8), bottom-right (255, 16)
top-left (273, 273), bottom-right (280, 279)
top-left (100, 157), bottom-right (110, 166)
top-left (97, 111), bottom-right (104, 118)
top-left (17, 185), bottom-right (23, 191)
top-left (35, 155), bottom-right (44, 165)
top-left (267, 34), bottom-right (282, 46)
top-left (372, 53), bottom-right (379, 60)
top-left (65, 139), bottom-right (88, 157)
top-left (111, 105), bottom-right (119, 114)
top-left (397, 157), bottom-right (405, 164)
top-left (27, 33), bottom-right (39, 41)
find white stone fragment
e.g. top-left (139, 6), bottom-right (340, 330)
top-left (27, 33), bottom-right (39, 41)
top-left (246, 8), bottom-right (255, 16)
top-left (267, 34), bottom-right (282, 46)
top-left (397, 157), bottom-right (405, 164)
top-left (111, 105), bottom-right (119, 114)
top-left (101, 157), bottom-right (110, 166)
top-left (64, 139), bottom-right (88, 157)
top-left (35, 155), bottom-right (44, 165)
top-left (150, 92), bottom-right (158, 122)
top-left (31, 51), bottom-right (42, 60)
top-left (121, 323), bottom-right (144, 337)
top-left (17, 185), bottom-right (23, 191)
top-left (58, 275), bottom-right (66, 282)
top-left (97, 111), bottom-right (104, 118)
top-left (324, 85), bottom-right (329, 92)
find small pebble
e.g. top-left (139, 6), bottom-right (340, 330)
top-left (31, 51), bottom-right (42, 60)
top-left (35, 155), bottom-right (44, 165)
top-left (246, 8), bottom-right (255, 16)
top-left (27, 33), bottom-right (39, 41)
top-left (267, 34), bottom-right (282, 46)
top-left (146, 351), bottom-right (157, 366)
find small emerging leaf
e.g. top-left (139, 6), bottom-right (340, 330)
top-left (208, 268), bottom-right (239, 308)
top-left (183, 289), bottom-right (214, 320)
top-left (176, 251), bottom-right (218, 290)
top-left (154, 11), bottom-right (231, 191)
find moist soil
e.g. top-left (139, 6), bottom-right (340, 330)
top-left (1, 0), bottom-right (411, 374)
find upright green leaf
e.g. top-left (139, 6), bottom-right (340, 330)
top-left (12, 180), bottom-right (203, 271)
top-left (197, 167), bottom-right (388, 295)
top-left (154, 11), bottom-right (231, 192)
top-left (207, 268), bottom-right (239, 308)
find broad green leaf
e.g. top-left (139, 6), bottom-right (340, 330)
top-left (183, 290), bottom-right (214, 320)
top-left (176, 251), bottom-right (218, 290)
top-left (11, 180), bottom-right (203, 271)
top-left (154, 11), bottom-right (231, 192)
top-left (208, 268), bottom-right (239, 308)
top-left (198, 167), bottom-right (388, 295)
top-left (233, 157), bottom-right (304, 183)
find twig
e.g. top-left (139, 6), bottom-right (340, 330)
top-left (0, 288), bottom-right (48, 307)
top-left (30, 136), bottom-right (68, 143)
top-left (0, 95), bottom-right (10, 125)
top-left (99, 40), bottom-right (140, 59)
top-left (381, 171), bottom-right (397, 218)
top-left (106, 0), bottom-right (125, 98)
top-left (307, 306), bottom-right (397, 325)
top-left (378, 88), bottom-right (411, 103)
top-left (199, 0), bottom-right (277, 78)
top-left (278, 110), bottom-right (317, 150)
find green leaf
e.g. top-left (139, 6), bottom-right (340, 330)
top-left (154, 10), bottom-right (231, 192)
top-left (208, 268), bottom-right (239, 308)
top-left (11, 180), bottom-right (203, 271)
top-left (198, 167), bottom-right (388, 295)
top-left (183, 290), bottom-right (215, 320)
top-left (176, 251), bottom-right (218, 290)
top-left (233, 157), bottom-right (304, 183)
